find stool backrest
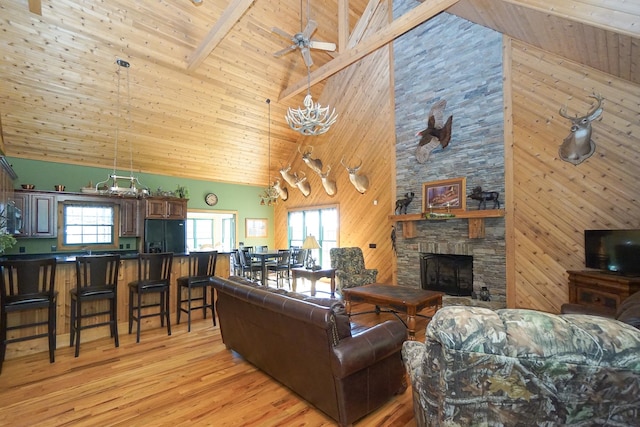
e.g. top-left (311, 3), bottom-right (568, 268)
top-left (189, 251), bottom-right (217, 277)
top-left (0, 258), bottom-right (57, 298)
top-left (138, 252), bottom-right (173, 282)
top-left (75, 254), bottom-right (121, 291)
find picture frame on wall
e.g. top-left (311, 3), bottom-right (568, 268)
top-left (423, 177), bottom-right (466, 213)
top-left (245, 218), bottom-right (268, 238)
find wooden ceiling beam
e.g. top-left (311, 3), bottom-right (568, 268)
top-left (186, 0), bottom-right (255, 71)
top-left (348, 0), bottom-right (382, 49)
top-left (278, 0), bottom-right (459, 102)
top-left (338, 0), bottom-right (349, 52)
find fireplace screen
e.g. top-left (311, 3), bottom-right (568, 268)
top-left (420, 253), bottom-right (473, 296)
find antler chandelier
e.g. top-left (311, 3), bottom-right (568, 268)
top-left (286, 67), bottom-right (337, 136)
top-left (260, 99), bottom-right (279, 206)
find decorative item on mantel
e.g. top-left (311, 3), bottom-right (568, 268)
top-left (395, 192), bottom-right (415, 215)
top-left (468, 186), bottom-right (500, 210)
top-left (259, 99), bottom-right (280, 206)
top-left (95, 59), bottom-right (149, 198)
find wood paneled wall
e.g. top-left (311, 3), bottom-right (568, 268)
top-left (273, 0), bottom-right (395, 284)
top-left (506, 39), bottom-right (640, 313)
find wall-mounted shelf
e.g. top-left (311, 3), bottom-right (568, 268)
top-left (389, 209), bottom-right (505, 239)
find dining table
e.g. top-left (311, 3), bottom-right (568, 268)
top-left (250, 250), bottom-right (282, 285)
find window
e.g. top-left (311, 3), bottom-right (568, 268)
top-left (288, 207), bottom-right (338, 268)
top-left (187, 211), bottom-right (236, 252)
top-left (63, 204), bottom-right (116, 246)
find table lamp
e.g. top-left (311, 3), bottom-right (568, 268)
top-left (301, 235), bottom-right (321, 270)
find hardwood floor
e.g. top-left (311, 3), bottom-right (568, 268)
top-left (0, 280), bottom-right (429, 426)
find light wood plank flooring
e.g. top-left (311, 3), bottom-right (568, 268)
top-left (0, 280), bottom-right (429, 426)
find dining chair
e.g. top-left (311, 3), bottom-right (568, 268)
top-left (0, 258), bottom-right (57, 374)
top-left (267, 250), bottom-right (291, 289)
top-left (128, 252), bottom-right (173, 343)
top-left (239, 249), bottom-right (262, 281)
top-left (70, 254), bottom-right (121, 357)
top-left (176, 251), bottom-right (217, 332)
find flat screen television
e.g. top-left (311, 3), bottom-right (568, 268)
top-left (585, 229), bottom-right (640, 276)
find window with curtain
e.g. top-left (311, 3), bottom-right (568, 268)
top-left (288, 207), bottom-right (338, 268)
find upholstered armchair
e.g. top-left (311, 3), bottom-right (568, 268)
top-left (329, 247), bottom-right (378, 292)
top-left (402, 305), bottom-right (640, 426)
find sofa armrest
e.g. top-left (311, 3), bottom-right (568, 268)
top-left (401, 341), bottom-right (425, 385)
top-left (331, 320), bottom-right (406, 378)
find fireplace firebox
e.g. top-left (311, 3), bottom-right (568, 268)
top-left (419, 252), bottom-right (473, 296)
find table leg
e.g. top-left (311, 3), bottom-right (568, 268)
top-left (344, 296), bottom-right (352, 316)
top-left (311, 279), bottom-right (317, 296)
top-left (406, 305), bottom-right (417, 340)
top-left (330, 276), bottom-right (335, 298)
top-left (292, 271), bottom-right (298, 292)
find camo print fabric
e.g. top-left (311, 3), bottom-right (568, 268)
top-left (329, 247), bottom-right (378, 290)
top-left (402, 306), bottom-right (640, 426)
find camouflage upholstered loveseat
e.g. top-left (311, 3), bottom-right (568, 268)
top-left (402, 305), bottom-right (640, 426)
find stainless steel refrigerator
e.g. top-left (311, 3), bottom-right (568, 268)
top-left (144, 219), bottom-right (187, 253)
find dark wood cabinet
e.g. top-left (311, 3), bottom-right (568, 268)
top-left (119, 198), bottom-right (141, 237)
top-left (12, 191), bottom-right (57, 238)
top-left (567, 270), bottom-right (640, 314)
top-left (145, 197), bottom-right (187, 220)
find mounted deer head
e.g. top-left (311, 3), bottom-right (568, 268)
top-left (558, 93), bottom-right (604, 165)
top-left (279, 164), bottom-right (297, 188)
top-left (318, 165), bottom-right (337, 197)
top-left (341, 157), bottom-right (369, 194)
top-left (273, 178), bottom-right (288, 201)
top-left (293, 171), bottom-right (311, 197)
top-left (299, 145), bottom-right (323, 175)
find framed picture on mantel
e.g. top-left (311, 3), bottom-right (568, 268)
top-left (423, 177), bottom-right (466, 213)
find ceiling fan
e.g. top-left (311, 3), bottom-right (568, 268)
top-left (271, 2), bottom-right (335, 67)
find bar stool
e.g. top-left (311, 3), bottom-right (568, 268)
top-left (0, 258), bottom-right (57, 374)
top-left (128, 252), bottom-right (173, 343)
top-left (176, 251), bottom-right (217, 332)
top-left (70, 254), bottom-right (120, 357)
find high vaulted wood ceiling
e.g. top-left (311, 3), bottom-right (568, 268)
top-left (0, 0), bottom-right (637, 187)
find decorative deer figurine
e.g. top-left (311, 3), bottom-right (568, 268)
top-left (318, 165), bottom-right (337, 197)
top-left (299, 145), bottom-right (323, 175)
top-left (279, 164), bottom-right (297, 188)
top-left (558, 93), bottom-right (604, 165)
top-left (293, 171), bottom-right (311, 197)
top-left (272, 178), bottom-right (288, 201)
top-left (341, 157), bottom-right (369, 194)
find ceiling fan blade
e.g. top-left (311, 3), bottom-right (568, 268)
top-left (272, 27), bottom-right (293, 40)
top-left (301, 47), bottom-right (313, 67)
top-left (274, 45), bottom-right (297, 57)
top-left (302, 20), bottom-right (317, 40)
top-left (309, 40), bottom-right (336, 52)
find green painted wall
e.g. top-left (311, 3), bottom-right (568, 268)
top-left (6, 157), bottom-right (275, 254)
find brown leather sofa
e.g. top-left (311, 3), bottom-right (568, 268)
top-left (211, 276), bottom-right (407, 426)
top-left (561, 290), bottom-right (640, 329)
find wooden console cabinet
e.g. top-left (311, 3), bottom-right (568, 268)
top-left (567, 270), bottom-right (640, 313)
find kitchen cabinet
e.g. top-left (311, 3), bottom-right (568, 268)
top-left (12, 191), bottom-right (57, 238)
top-left (145, 197), bottom-right (187, 220)
top-left (119, 198), bottom-right (141, 237)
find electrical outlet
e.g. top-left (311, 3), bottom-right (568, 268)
top-left (19, 246), bottom-right (26, 253)
top-left (126, 243), bottom-right (130, 249)
top-left (369, 243), bottom-right (376, 249)
top-left (119, 244), bottom-right (123, 249)
top-left (51, 245), bottom-right (57, 252)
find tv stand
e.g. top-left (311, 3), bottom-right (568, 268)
top-left (567, 270), bottom-right (640, 313)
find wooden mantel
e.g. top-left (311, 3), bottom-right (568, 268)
top-left (389, 209), bottom-right (505, 239)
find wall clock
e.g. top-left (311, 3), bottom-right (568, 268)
top-left (205, 193), bottom-right (218, 206)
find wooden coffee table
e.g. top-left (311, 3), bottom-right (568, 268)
top-left (341, 283), bottom-right (444, 340)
